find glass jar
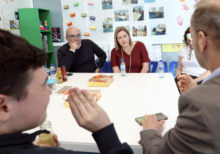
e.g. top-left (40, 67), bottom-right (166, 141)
top-left (38, 121), bottom-right (56, 147)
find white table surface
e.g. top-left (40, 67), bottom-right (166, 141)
top-left (26, 73), bottom-right (180, 154)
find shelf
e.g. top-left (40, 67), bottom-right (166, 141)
top-left (41, 30), bottom-right (51, 32)
top-left (53, 42), bottom-right (66, 46)
top-left (46, 50), bottom-right (53, 54)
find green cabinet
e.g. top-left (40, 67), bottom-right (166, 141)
top-left (18, 8), bottom-right (55, 66)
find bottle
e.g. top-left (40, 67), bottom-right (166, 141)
top-left (38, 121), bottom-right (56, 147)
top-left (61, 65), bottom-right (68, 82)
top-left (158, 60), bottom-right (164, 78)
top-left (56, 68), bottom-right (63, 83)
top-left (120, 59), bottom-right (126, 76)
top-left (50, 64), bottom-right (56, 79)
top-left (44, 65), bottom-right (49, 75)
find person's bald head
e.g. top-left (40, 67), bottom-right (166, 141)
top-left (65, 27), bottom-right (82, 44)
top-left (66, 27), bottom-right (81, 36)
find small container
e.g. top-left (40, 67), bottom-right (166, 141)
top-left (47, 79), bottom-right (57, 90)
top-left (61, 65), bottom-right (68, 82)
top-left (56, 68), bottom-right (63, 84)
top-left (38, 121), bottom-right (56, 147)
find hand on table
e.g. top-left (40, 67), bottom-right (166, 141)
top-left (177, 73), bottom-right (197, 93)
top-left (68, 87), bottom-right (111, 133)
top-left (70, 42), bottom-right (79, 51)
top-left (33, 134), bottom-right (60, 147)
top-left (95, 69), bottom-right (100, 73)
top-left (140, 114), bottom-right (165, 133)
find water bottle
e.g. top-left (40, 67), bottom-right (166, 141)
top-left (44, 65), bottom-right (49, 75)
top-left (120, 59), bottom-right (126, 76)
top-left (158, 60), bottom-right (164, 78)
top-left (50, 64), bottom-right (56, 79)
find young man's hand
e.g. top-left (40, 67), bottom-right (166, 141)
top-left (140, 114), bottom-right (165, 133)
top-left (68, 88), bottom-right (111, 133)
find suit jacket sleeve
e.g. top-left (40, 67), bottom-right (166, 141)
top-left (139, 93), bottom-right (215, 154)
top-left (90, 40), bottom-right (107, 69)
top-left (93, 123), bottom-right (133, 154)
top-left (57, 47), bottom-right (75, 72)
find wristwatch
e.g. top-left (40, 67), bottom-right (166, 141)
top-left (97, 67), bottom-right (101, 70)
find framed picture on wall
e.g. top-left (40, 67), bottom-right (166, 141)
top-left (103, 18), bottom-right (113, 33)
top-left (52, 27), bottom-right (61, 42)
top-left (114, 10), bottom-right (129, 22)
top-left (102, 0), bottom-right (113, 10)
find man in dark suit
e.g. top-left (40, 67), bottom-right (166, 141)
top-left (139, 0), bottom-right (220, 153)
top-left (57, 27), bottom-right (107, 73)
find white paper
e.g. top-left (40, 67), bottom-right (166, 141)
top-left (152, 45), bottom-right (162, 61)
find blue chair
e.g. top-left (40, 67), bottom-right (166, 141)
top-left (106, 61), bottom-right (113, 73)
top-left (150, 61), bottom-right (158, 73)
top-left (96, 61), bottom-right (107, 73)
top-left (169, 61), bottom-right (178, 78)
top-left (163, 61), bottom-right (168, 73)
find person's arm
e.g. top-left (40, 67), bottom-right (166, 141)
top-left (140, 62), bottom-right (149, 73)
top-left (112, 66), bottom-right (120, 73)
top-left (92, 124), bottom-right (133, 154)
top-left (194, 70), bottom-right (211, 83)
top-left (68, 88), bottom-right (133, 154)
top-left (90, 40), bottom-right (107, 70)
top-left (139, 42), bottom-right (151, 73)
top-left (139, 93), bottom-right (213, 154)
top-left (176, 56), bottom-right (183, 77)
top-left (57, 48), bottom-right (75, 72)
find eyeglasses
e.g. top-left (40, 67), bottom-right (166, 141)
top-left (187, 49), bottom-right (192, 60)
top-left (67, 34), bottom-right (81, 39)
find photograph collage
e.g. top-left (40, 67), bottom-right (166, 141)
top-left (102, 0), bottom-right (166, 36)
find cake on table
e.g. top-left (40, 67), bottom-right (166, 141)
top-left (64, 89), bottom-right (102, 108)
top-left (88, 74), bottom-right (113, 87)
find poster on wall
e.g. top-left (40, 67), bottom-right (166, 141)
top-left (102, 0), bottom-right (113, 10)
top-left (149, 6), bottom-right (164, 19)
top-left (122, 0), bottom-right (138, 5)
top-left (152, 45), bottom-right (162, 61)
top-left (133, 6), bottom-right (144, 21)
top-left (151, 24), bottom-right (166, 36)
top-left (9, 20), bottom-right (19, 29)
top-left (132, 25), bottom-right (147, 37)
top-left (52, 27), bottom-right (61, 42)
top-left (114, 10), bottom-right (129, 21)
top-left (103, 18), bottom-right (113, 33)
top-left (14, 11), bottom-right (19, 20)
top-left (144, 0), bottom-right (155, 3)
